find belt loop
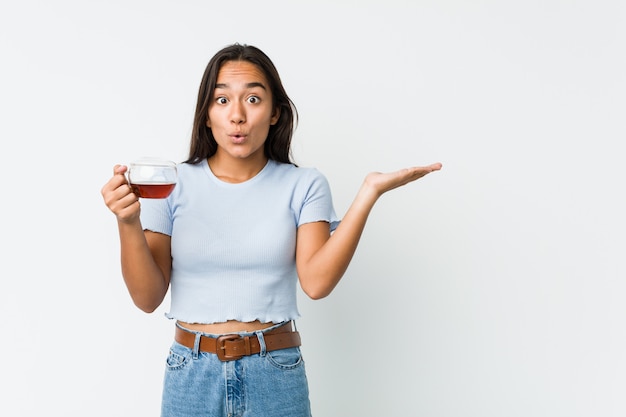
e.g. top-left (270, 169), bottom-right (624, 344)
top-left (255, 331), bottom-right (267, 357)
top-left (243, 336), bottom-right (251, 356)
top-left (192, 333), bottom-right (201, 359)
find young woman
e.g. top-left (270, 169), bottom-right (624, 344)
top-left (101, 43), bottom-right (442, 417)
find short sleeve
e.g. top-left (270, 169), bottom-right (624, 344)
top-left (139, 197), bottom-right (173, 236)
top-left (296, 169), bottom-right (341, 232)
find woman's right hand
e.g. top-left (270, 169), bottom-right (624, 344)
top-left (100, 164), bottom-right (140, 223)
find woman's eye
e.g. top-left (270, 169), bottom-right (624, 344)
top-left (216, 97), bottom-right (228, 104)
top-left (247, 96), bottom-right (260, 104)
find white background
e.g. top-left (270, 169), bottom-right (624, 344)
top-left (1, 0), bottom-right (624, 416)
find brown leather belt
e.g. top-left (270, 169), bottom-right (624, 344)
top-left (175, 322), bottom-right (301, 362)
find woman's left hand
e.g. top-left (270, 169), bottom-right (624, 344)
top-left (364, 162), bottom-right (443, 197)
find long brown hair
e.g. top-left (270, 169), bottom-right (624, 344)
top-left (185, 44), bottom-right (298, 165)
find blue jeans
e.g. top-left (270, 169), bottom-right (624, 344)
top-left (161, 323), bottom-right (312, 417)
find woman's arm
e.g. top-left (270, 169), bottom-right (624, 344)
top-left (295, 163), bottom-right (442, 299)
top-left (101, 165), bottom-right (172, 312)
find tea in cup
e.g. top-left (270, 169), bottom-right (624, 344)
top-left (128, 158), bottom-right (177, 198)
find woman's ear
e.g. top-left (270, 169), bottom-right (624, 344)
top-left (270, 107), bottom-right (280, 125)
top-left (206, 118), bottom-right (211, 128)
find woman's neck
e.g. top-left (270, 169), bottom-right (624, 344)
top-left (207, 154), bottom-right (268, 183)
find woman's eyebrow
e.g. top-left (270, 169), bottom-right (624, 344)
top-left (215, 82), bottom-right (267, 90)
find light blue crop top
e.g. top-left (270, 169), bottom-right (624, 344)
top-left (139, 159), bottom-right (340, 324)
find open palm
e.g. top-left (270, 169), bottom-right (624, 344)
top-left (364, 162), bottom-right (443, 196)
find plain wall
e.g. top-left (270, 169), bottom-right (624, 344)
top-left (1, 0), bottom-right (624, 416)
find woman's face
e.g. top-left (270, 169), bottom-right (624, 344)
top-left (206, 60), bottom-right (280, 163)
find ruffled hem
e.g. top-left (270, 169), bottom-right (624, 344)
top-left (164, 311), bottom-right (301, 325)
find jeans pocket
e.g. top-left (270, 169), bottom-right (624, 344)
top-left (165, 342), bottom-right (191, 371)
top-left (265, 347), bottom-right (304, 370)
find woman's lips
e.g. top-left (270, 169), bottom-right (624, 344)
top-left (229, 134), bottom-right (246, 144)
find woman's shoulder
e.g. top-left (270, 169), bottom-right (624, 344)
top-left (177, 160), bottom-right (202, 170)
top-left (269, 160), bottom-right (324, 179)
top-left (175, 160), bottom-right (206, 177)
top-left (267, 161), bottom-right (331, 193)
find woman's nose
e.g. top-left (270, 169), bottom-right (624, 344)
top-left (230, 102), bottom-right (246, 124)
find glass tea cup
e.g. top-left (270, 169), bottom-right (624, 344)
top-left (128, 158), bottom-right (177, 199)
